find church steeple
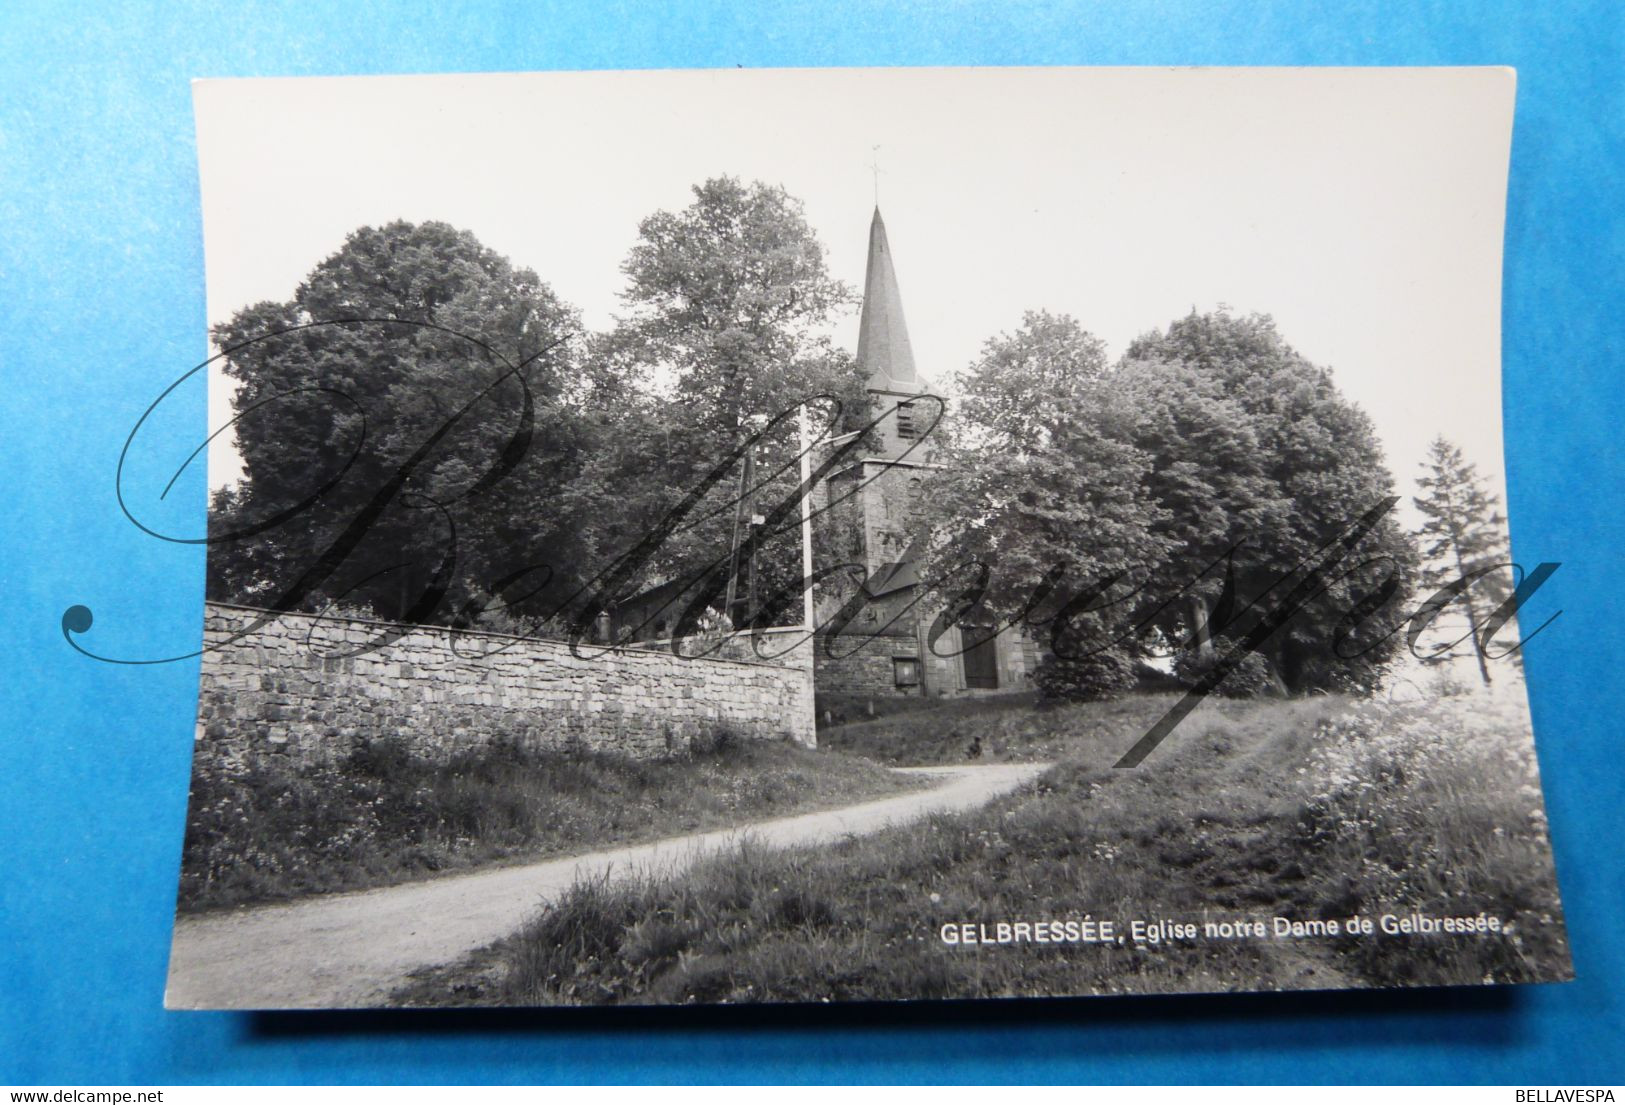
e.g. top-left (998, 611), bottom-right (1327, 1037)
top-left (855, 207), bottom-right (924, 393)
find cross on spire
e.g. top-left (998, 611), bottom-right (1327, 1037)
top-left (870, 144), bottom-right (883, 205)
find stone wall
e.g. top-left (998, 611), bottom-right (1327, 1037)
top-left (814, 628), bottom-right (923, 698)
top-left (814, 621), bottom-right (1041, 701)
top-left (195, 603), bottom-right (815, 769)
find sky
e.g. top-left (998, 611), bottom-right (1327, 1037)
top-left (194, 66), bottom-right (1517, 520)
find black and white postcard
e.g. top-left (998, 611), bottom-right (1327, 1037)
top-left (165, 67), bottom-right (1570, 1009)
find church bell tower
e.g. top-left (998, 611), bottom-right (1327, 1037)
top-left (809, 206), bottom-right (1038, 701)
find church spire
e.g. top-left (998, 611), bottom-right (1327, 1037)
top-left (855, 207), bottom-right (923, 393)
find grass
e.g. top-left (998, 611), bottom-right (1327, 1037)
top-left (814, 692), bottom-right (961, 729)
top-left (394, 682), bottom-right (1570, 1006)
top-left (178, 730), bottom-right (922, 913)
top-left (820, 690), bottom-right (1165, 765)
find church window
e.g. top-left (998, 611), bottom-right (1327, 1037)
top-left (895, 401), bottom-right (917, 438)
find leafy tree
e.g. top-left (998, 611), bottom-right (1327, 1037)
top-left (618, 177), bottom-right (861, 437)
top-left (1411, 435), bottom-right (1513, 683)
top-left (915, 311), bottom-right (1171, 690)
top-left (1113, 357), bottom-right (1290, 667)
top-left (589, 178), bottom-right (868, 628)
top-left (1123, 310), bottom-right (1417, 693)
top-left (207, 221), bottom-right (586, 626)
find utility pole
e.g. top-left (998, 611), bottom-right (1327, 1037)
top-left (725, 414), bottom-right (769, 631)
top-left (724, 447), bottom-right (754, 631)
top-left (800, 402), bottom-right (815, 633)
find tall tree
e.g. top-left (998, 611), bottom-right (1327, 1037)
top-left (1412, 435), bottom-right (1512, 684)
top-left (207, 221), bottom-right (586, 626)
top-left (618, 177), bottom-right (861, 436)
top-left (916, 311), bottom-right (1170, 692)
top-left (1123, 310), bottom-right (1416, 693)
top-left (593, 178), bottom-right (868, 627)
top-left (1113, 357), bottom-right (1291, 664)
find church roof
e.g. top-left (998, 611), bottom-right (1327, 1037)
top-left (863, 557), bottom-right (922, 599)
top-left (855, 208), bottom-right (925, 394)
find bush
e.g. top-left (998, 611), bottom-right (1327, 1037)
top-left (1296, 680), bottom-right (1567, 984)
top-left (1172, 645), bottom-right (1278, 699)
top-left (344, 735), bottom-right (416, 779)
top-left (1290, 651), bottom-right (1384, 696)
top-left (1032, 648), bottom-right (1139, 702)
top-left (686, 722), bottom-right (744, 758)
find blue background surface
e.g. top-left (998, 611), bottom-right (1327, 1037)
top-left (2, 0), bottom-right (1622, 1084)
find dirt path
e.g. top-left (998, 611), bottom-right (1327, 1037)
top-left (165, 762), bottom-right (1047, 1010)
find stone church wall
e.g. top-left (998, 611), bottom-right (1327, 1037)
top-left (195, 602), bottom-right (815, 770)
top-left (814, 628), bottom-right (923, 698)
top-left (814, 621), bottom-right (1041, 701)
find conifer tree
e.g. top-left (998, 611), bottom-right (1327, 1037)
top-left (1412, 435), bottom-right (1511, 684)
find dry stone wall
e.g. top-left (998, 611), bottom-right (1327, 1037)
top-left (195, 603), bottom-right (815, 769)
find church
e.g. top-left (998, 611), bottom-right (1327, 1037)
top-left (807, 208), bottom-right (1040, 702)
top-left (609, 207), bottom-right (1040, 704)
